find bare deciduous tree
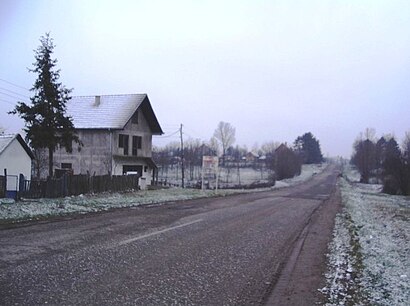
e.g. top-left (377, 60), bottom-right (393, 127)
top-left (213, 121), bottom-right (236, 165)
top-left (261, 141), bottom-right (280, 156)
top-left (209, 137), bottom-right (220, 156)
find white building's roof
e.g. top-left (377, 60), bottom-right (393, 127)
top-left (67, 94), bottom-right (147, 129)
top-left (0, 135), bottom-right (14, 155)
top-left (0, 134), bottom-right (34, 159)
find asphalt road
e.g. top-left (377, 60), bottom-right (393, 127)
top-left (0, 165), bottom-right (340, 305)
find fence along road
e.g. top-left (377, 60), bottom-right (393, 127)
top-left (0, 164), bottom-right (340, 305)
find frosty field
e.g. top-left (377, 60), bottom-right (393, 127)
top-left (0, 164), bottom-right (324, 223)
top-left (157, 163), bottom-right (324, 188)
top-left (321, 166), bottom-right (409, 305)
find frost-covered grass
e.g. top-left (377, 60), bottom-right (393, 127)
top-left (159, 164), bottom-right (324, 188)
top-left (0, 163), bottom-right (325, 223)
top-left (321, 167), bottom-right (410, 305)
top-left (0, 188), bottom-right (242, 222)
top-left (275, 163), bottom-right (324, 188)
top-left (158, 165), bottom-right (274, 187)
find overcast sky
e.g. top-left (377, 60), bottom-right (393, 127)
top-left (1, 0), bottom-right (409, 157)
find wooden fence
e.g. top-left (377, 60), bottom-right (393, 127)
top-left (20, 174), bottom-right (140, 199)
top-left (0, 176), bottom-right (5, 198)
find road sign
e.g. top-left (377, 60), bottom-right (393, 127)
top-left (201, 156), bottom-right (219, 191)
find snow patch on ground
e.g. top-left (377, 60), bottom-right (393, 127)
top-left (0, 163), bottom-right (325, 223)
top-left (275, 163), bottom-right (324, 188)
top-left (321, 174), bottom-right (410, 305)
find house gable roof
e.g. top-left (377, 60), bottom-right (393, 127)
top-left (0, 134), bottom-right (35, 160)
top-left (66, 94), bottom-right (163, 134)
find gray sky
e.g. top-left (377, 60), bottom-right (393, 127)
top-left (1, 0), bottom-right (409, 157)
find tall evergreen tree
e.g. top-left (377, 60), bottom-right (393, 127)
top-left (375, 137), bottom-right (387, 169)
top-left (382, 137), bottom-right (404, 194)
top-left (351, 138), bottom-right (376, 183)
top-left (9, 33), bottom-right (80, 177)
top-left (294, 132), bottom-right (323, 164)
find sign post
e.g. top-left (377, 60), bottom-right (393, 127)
top-left (201, 156), bottom-right (219, 191)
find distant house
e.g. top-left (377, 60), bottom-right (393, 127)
top-left (0, 134), bottom-right (34, 196)
top-left (48, 94), bottom-right (163, 184)
top-left (245, 152), bottom-right (259, 163)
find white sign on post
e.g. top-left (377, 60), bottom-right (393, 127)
top-left (201, 156), bottom-right (219, 191)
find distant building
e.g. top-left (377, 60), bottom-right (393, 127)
top-left (245, 152), bottom-right (259, 163)
top-left (44, 94), bottom-right (163, 184)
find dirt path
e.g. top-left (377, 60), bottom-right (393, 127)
top-left (266, 184), bottom-right (341, 305)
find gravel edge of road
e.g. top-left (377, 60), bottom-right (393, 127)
top-left (265, 180), bottom-right (342, 305)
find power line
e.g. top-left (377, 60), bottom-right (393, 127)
top-left (0, 91), bottom-right (29, 102)
top-left (153, 129), bottom-right (180, 138)
top-left (0, 98), bottom-right (16, 106)
top-left (0, 78), bottom-right (30, 91)
top-left (0, 87), bottom-right (30, 99)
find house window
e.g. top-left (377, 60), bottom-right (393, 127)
top-left (61, 163), bottom-right (72, 169)
top-left (132, 136), bottom-right (142, 156)
top-left (119, 134), bottom-right (129, 155)
top-left (131, 111), bottom-right (138, 124)
top-left (144, 166), bottom-right (148, 172)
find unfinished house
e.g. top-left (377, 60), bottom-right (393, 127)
top-left (51, 94), bottom-right (163, 185)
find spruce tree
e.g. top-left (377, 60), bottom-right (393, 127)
top-left (294, 132), bottom-right (323, 164)
top-left (9, 33), bottom-right (80, 177)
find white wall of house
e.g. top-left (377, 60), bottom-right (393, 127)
top-left (0, 138), bottom-right (32, 191)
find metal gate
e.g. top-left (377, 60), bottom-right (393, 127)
top-left (6, 175), bottom-right (18, 200)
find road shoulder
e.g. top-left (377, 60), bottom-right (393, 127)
top-left (266, 183), bottom-right (341, 305)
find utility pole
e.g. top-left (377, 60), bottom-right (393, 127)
top-left (180, 123), bottom-right (185, 188)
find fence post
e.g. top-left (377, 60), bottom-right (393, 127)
top-left (62, 174), bottom-right (68, 197)
top-left (18, 173), bottom-right (25, 200)
top-left (46, 177), bottom-right (51, 198)
top-left (90, 174), bottom-right (93, 194)
top-left (3, 169), bottom-right (6, 196)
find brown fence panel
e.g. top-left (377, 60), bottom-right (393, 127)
top-left (0, 176), bottom-right (5, 198)
top-left (45, 177), bottom-right (63, 198)
top-left (21, 174), bottom-right (140, 199)
top-left (91, 175), bottom-right (111, 193)
top-left (68, 175), bottom-right (89, 196)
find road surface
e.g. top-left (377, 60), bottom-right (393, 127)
top-left (0, 164), bottom-right (340, 305)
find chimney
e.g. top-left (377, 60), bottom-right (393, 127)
top-left (94, 95), bottom-right (101, 107)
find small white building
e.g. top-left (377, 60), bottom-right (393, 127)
top-left (0, 134), bottom-right (34, 194)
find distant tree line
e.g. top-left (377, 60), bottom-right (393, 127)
top-left (273, 132), bottom-right (323, 179)
top-left (351, 129), bottom-right (410, 195)
top-left (153, 122), bottom-right (324, 183)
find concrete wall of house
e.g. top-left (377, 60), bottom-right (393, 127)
top-left (0, 139), bottom-right (32, 190)
top-left (111, 110), bottom-right (154, 182)
top-left (112, 110), bottom-right (152, 157)
top-left (52, 108), bottom-right (155, 183)
top-left (54, 129), bottom-right (112, 176)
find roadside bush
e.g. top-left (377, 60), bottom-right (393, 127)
top-left (382, 175), bottom-right (401, 195)
top-left (274, 144), bottom-right (302, 180)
